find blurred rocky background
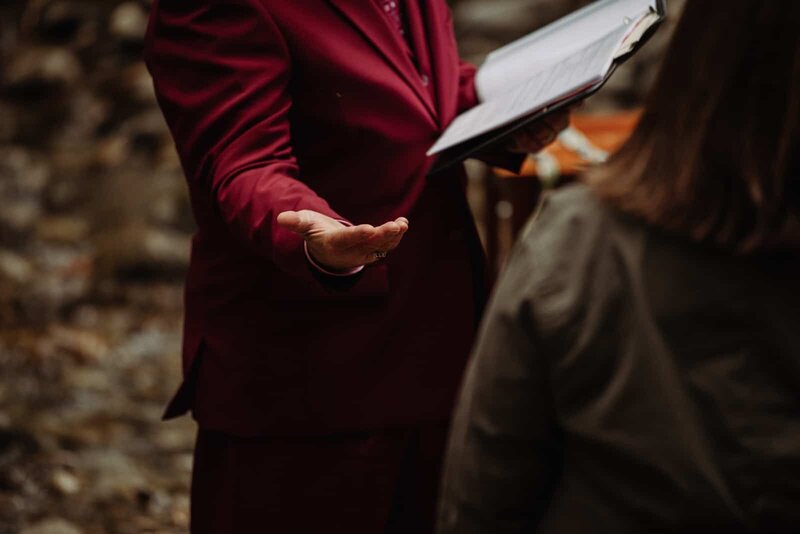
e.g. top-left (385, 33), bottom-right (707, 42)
top-left (0, 0), bottom-right (683, 532)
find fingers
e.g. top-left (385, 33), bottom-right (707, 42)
top-left (537, 127), bottom-right (559, 147)
top-left (329, 217), bottom-right (409, 260)
top-left (277, 210), bottom-right (340, 236)
top-left (544, 110), bottom-right (570, 134)
top-left (508, 107), bottom-right (574, 154)
top-left (361, 221), bottom-right (403, 257)
top-left (509, 129), bottom-right (546, 154)
top-left (373, 218), bottom-right (409, 252)
top-left (282, 211), bottom-right (410, 269)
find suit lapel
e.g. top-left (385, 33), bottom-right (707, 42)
top-left (420, 0), bottom-right (460, 128)
top-left (325, 0), bottom-right (438, 124)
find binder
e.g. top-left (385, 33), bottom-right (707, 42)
top-left (428, 0), bottom-right (666, 174)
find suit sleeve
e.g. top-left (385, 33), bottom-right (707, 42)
top-left (456, 60), bottom-right (480, 115)
top-left (145, 0), bottom-right (383, 291)
top-left (437, 225), bottom-right (562, 534)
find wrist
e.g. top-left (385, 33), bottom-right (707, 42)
top-left (304, 241), bottom-right (365, 277)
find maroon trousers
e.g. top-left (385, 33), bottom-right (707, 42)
top-left (190, 424), bottom-right (449, 533)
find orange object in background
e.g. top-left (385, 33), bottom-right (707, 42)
top-left (496, 109), bottom-right (643, 178)
top-left (481, 110), bottom-right (643, 279)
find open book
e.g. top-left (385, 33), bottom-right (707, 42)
top-left (428, 0), bottom-right (666, 173)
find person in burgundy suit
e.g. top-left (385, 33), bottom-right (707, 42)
top-left (144, 0), bottom-right (568, 531)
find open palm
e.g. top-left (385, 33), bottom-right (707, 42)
top-left (277, 210), bottom-right (409, 272)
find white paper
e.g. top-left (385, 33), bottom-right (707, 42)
top-left (476, 0), bottom-right (658, 101)
top-left (428, 25), bottom-right (628, 156)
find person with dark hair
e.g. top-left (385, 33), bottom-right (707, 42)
top-left (438, 1), bottom-right (800, 532)
top-left (144, 0), bottom-right (568, 532)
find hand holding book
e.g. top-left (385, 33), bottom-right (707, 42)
top-left (428, 0), bottom-right (666, 173)
top-left (506, 109), bottom-right (572, 154)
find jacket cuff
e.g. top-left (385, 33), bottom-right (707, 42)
top-left (304, 243), bottom-right (365, 277)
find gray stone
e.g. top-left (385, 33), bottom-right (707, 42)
top-left (36, 0), bottom-right (97, 46)
top-left (0, 249), bottom-right (34, 285)
top-left (20, 518), bottom-right (82, 534)
top-left (0, 147), bottom-right (51, 240)
top-left (109, 2), bottom-right (148, 41)
top-left (50, 468), bottom-right (82, 496)
top-left (4, 46), bottom-right (83, 91)
top-left (80, 449), bottom-right (147, 501)
top-left (0, 101), bottom-right (19, 142)
top-left (35, 216), bottom-right (90, 244)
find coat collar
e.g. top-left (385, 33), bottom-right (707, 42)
top-left (325, 0), bottom-right (439, 125)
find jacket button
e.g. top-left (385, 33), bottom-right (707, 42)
top-left (421, 74), bottom-right (430, 86)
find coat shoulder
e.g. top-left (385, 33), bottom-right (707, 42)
top-left (514, 182), bottom-right (633, 284)
top-left (500, 183), bottom-right (644, 337)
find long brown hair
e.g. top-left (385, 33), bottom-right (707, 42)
top-left (586, 0), bottom-right (800, 253)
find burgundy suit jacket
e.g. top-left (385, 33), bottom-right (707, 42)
top-left (145, 0), bottom-right (522, 436)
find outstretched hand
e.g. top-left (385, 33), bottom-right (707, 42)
top-left (277, 210), bottom-right (409, 272)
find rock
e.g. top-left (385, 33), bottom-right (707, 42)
top-left (36, 216), bottom-right (90, 244)
top-left (114, 325), bottom-right (180, 365)
top-left (0, 146), bottom-right (51, 191)
top-left (0, 428), bottom-right (40, 468)
top-left (94, 223), bottom-right (190, 280)
top-left (19, 246), bottom-right (94, 323)
top-left (53, 89), bottom-right (111, 148)
top-left (0, 147), bottom-right (51, 241)
top-left (142, 228), bottom-right (191, 269)
top-left (50, 468), bottom-right (81, 496)
top-left (35, 0), bottom-right (96, 47)
top-left (0, 102), bottom-right (19, 143)
top-left (0, 199), bottom-right (41, 239)
top-left (19, 518), bottom-right (82, 534)
top-left (44, 176), bottom-right (83, 212)
top-left (0, 146), bottom-right (50, 240)
top-left (64, 367), bottom-right (110, 391)
top-left (140, 488), bottom-right (172, 516)
top-left (4, 46), bottom-right (83, 94)
top-left (172, 452), bottom-right (194, 476)
top-left (81, 449), bottom-right (147, 501)
top-left (119, 109), bottom-right (170, 159)
top-left (170, 495), bottom-right (190, 529)
top-left (49, 325), bottom-right (109, 364)
top-left (109, 2), bottom-right (148, 41)
top-left (0, 411), bottom-right (10, 429)
top-left (115, 62), bottom-right (157, 104)
top-left (0, 249), bottom-right (34, 285)
top-left (92, 135), bottom-right (130, 168)
top-left (152, 426), bottom-right (193, 453)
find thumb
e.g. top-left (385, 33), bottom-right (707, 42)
top-left (277, 211), bottom-right (315, 235)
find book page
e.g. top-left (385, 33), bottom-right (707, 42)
top-left (476, 0), bottom-right (658, 101)
top-left (428, 25), bottom-right (629, 156)
top-left (615, 10), bottom-right (662, 58)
